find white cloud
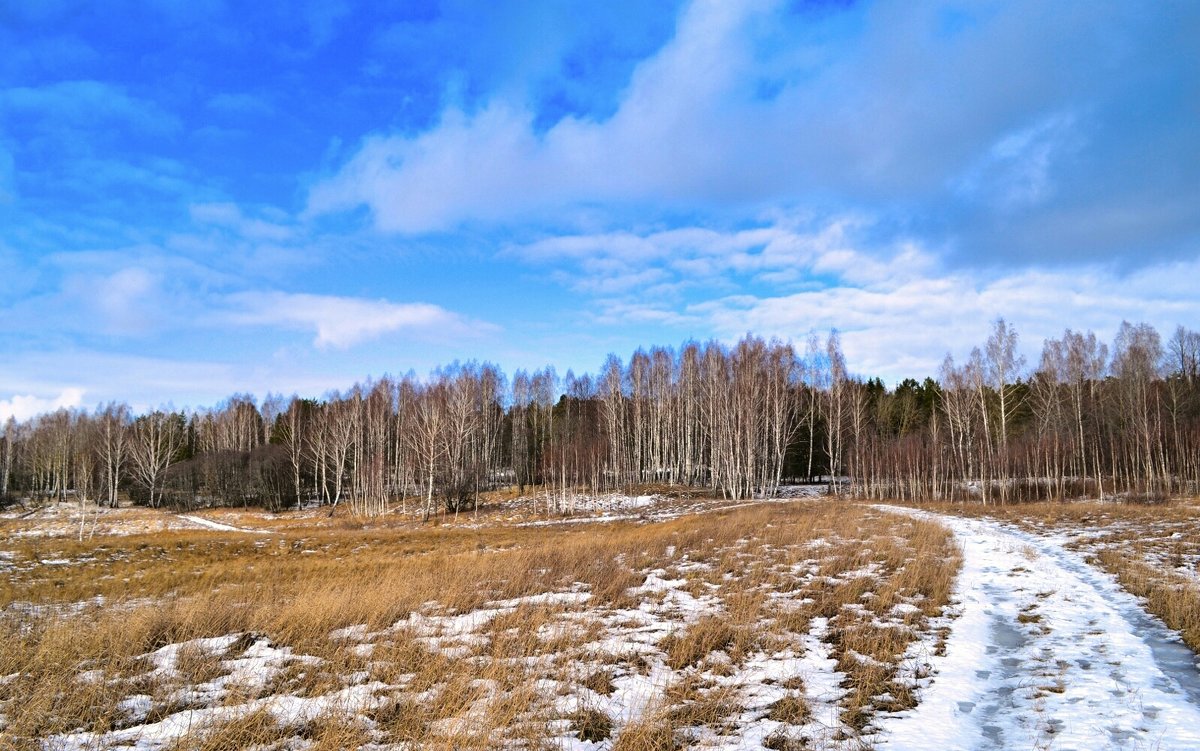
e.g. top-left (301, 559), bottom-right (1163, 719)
top-left (46, 253), bottom-right (220, 338)
top-left (302, 0), bottom-right (1035, 232)
top-left (697, 259), bottom-right (1200, 383)
top-left (510, 215), bottom-right (913, 296)
top-left (954, 112), bottom-right (1081, 210)
top-left (225, 292), bottom-right (493, 349)
top-left (307, 0), bottom-right (1198, 268)
top-left (304, 1), bottom-right (786, 232)
top-left (509, 217), bottom-right (1200, 383)
top-left (94, 267), bottom-right (160, 333)
top-left (0, 346), bottom-right (370, 415)
top-left (0, 388), bottom-right (85, 422)
top-left (190, 202), bottom-right (294, 241)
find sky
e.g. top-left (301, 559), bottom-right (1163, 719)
top-left (1, 0), bottom-right (1198, 419)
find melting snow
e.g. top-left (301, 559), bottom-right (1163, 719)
top-left (878, 506), bottom-right (1200, 750)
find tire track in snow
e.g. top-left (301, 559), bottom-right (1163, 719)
top-left (878, 506), bottom-right (1200, 751)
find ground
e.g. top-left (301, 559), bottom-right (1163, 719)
top-left (885, 505), bottom-right (1200, 750)
top-left (1, 492), bottom-right (1198, 750)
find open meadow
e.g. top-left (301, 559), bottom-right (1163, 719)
top-left (6, 493), bottom-right (1200, 750)
top-left (1, 495), bottom-right (960, 751)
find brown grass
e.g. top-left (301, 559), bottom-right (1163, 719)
top-left (767, 692), bottom-right (811, 724)
top-left (661, 617), bottom-right (738, 670)
top-left (582, 667), bottom-right (615, 695)
top-left (0, 500), bottom-right (959, 749)
top-left (612, 718), bottom-right (681, 751)
top-left (1094, 550), bottom-right (1200, 650)
top-left (570, 707), bottom-right (614, 742)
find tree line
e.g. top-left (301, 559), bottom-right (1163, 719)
top-left (2, 320), bottom-right (1198, 515)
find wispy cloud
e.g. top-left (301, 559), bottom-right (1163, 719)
top-left (0, 249), bottom-right (223, 340)
top-left (0, 349), bottom-right (305, 415)
top-left (954, 112), bottom-right (1082, 212)
top-left (0, 146), bottom-right (14, 203)
top-left (512, 216), bottom-right (1200, 382)
top-left (190, 202), bottom-right (294, 241)
top-left (510, 215), bottom-right (913, 294)
top-left (1, 80), bottom-right (181, 135)
top-left (224, 292), bottom-right (496, 349)
top-left (305, 2), bottom-right (764, 231)
top-left (1, 0), bottom-right (1196, 412)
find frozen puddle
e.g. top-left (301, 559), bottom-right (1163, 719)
top-left (879, 506), bottom-right (1200, 751)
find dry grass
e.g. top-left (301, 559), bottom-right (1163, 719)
top-left (1094, 550), bottom-right (1200, 650)
top-left (767, 692), bottom-right (811, 724)
top-left (570, 706), bottom-right (614, 742)
top-left (162, 708), bottom-right (286, 751)
top-left (661, 616), bottom-right (738, 670)
top-left (612, 717), bottom-right (682, 751)
top-left (0, 500), bottom-right (959, 749)
top-left (797, 512), bottom-right (959, 731)
top-left (581, 666), bottom-right (615, 695)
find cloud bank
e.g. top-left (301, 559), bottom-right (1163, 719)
top-left (0, 388), bottom-right (86, 422)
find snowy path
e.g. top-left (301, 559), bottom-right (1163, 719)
top-left (878, 506), bottom-right (1200, 751)
top-left (176, 514), bottom-right (267, 534)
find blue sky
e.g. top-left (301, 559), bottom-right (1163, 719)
top-left (1, 0), bottom-right (1198, 418)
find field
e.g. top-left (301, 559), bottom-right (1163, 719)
top-left (5, 493), bottom-right (1200, 750)
top-left (0, 495), bottom-right (958, 751)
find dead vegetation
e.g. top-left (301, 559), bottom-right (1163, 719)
top-left (0, 501), bottom-right (958, 749)
top-left (1094, 551), bottom-right (1200, 651)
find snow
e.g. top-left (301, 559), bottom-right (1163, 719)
top-left (19, 497), bottom-right (1200, 750)
top-left (329, 623), bottom-right (369, 641)
top-left (0, 502), bottom-right (202, 538)
top-left (176, 514), bottom-right (268, 534)
top-left (54, 681), bottom-right (387, 751)
top-left (513, 492), bottom-right (674, 527)
top-left (499, 486), bottom-right (830, 528)
top-left (768, 484), bottom-right (831, 499)
top-left (487, 591), bottom-right (592, 609)
top-left (1032, 509), bottom-right (1200, 585)
top-left (49, 634), bottom-right (337, 751)
top-left (878, 505), bottom-right (1200, 751)
top-left (629, 494), bottom-right (657, 508)
top-left (147, 634), bottom-right (243, 673)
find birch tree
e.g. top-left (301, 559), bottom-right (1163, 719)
top-left (2, 417), bottom-right (16, 499)
top-left (128, 410), bottom-right (185, 508)
top-left (985, 318), bottom-right (1025, 502)
top-left (407, 382), bottom-right (448, 522)
top-left (95, 402), bottom-right (130, 507)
